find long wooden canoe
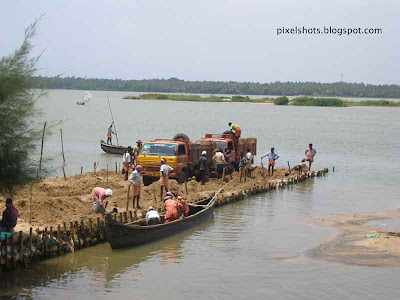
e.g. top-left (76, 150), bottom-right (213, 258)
top-left (106, 197), bottom-right (215, 249)
top-left (100, 140), bottom-right (127, 155)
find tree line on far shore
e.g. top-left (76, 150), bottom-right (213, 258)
top-left (29, 76), bottom-right (400, 99)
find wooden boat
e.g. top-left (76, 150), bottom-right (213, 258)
top-left (106, 197), bottom-right (215, 249)
top-left (100, 140), bottom-right (127, 155)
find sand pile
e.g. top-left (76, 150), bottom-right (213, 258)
top-left (0, 167), bottom-right (291, 231)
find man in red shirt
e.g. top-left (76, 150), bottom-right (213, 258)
top-left (163, 195), bottom-right (183, 223)
top-left (91, 187), bottom-right (112, 215)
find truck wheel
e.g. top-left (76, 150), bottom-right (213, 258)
top-left (173, 133), bottom-right (190, 141)
top-left (177, 171), bottom-right (187, 184)
top-left (143, 176), bottom-right (153, 186)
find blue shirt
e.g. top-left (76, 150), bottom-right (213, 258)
top-left (261, 152), bottom-right (280, 160)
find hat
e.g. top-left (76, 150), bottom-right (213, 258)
top-left (161, 158), bottom-right (166, 163)
top-left (136, 165), bottom-right (143, 173)
top-left (201, 151), bottom-right (207, 155)
top-left (105, 188), bottom-right (112, 196)
top-left (164, 195), bottom-right (173, 201)
top-left (147, 206), bottom-right (154, 212)
top-left (166, 192), bottom-right (174, 198)
top-left (137, 140), bottom-right (142, 144)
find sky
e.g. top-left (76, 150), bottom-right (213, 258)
top-left (1, 0), bottom-right (399, 85)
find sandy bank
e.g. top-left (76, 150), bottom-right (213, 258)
top-left (308, 211), bottom-right (400, 267)
top-left (0, 167), bottom-right (296, 232)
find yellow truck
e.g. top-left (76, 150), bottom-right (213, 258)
top-left (138, 133), bottom-right (257, 185)
top-left (137, 134), bottom-right (214, 186)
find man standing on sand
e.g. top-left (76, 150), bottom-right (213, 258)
top-left (198, 151), bottom-right (208, 185)
top-left (160, 158), bottom-right (174, 201)
top-left (305, 143), bottom-right (317, 170)
top-left (261, 147), bottom-right (280, 176)
top-left (91, 187), bottom-right (112, 215)
top-left (122, 149), bottom-right (131, 180)
top-left (133, 140), bottom-right (143, 165)
top-left (213, 149), bottom-right (226, 178)
top-left (128, 165), bottom-right (143, 209)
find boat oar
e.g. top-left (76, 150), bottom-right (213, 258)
top-left (208, 176), bottom-right (238, 206)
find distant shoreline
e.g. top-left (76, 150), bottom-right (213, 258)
top-left (124, 94), bottom-right (400, 108)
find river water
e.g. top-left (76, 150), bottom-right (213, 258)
top-left (1, 90), bottom-right (400, 299)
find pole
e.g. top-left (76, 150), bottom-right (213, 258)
top-left (37, 121), bottom-right (47, 180)
top-left (107, 95), bottom-right (119, 146)
top-left (29, 183), bottom-right (32, 224)
top-left (126, 185), bottom-right (131, 211)
top-left (61, 129), bottom-right (67, 180)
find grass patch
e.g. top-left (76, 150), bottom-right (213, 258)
top-left (290, 97), bottom-right (347, 107)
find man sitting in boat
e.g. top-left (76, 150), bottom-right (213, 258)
top-left (145, 206), bottom-right (161, 225)
top-left (170, 191), bottom-right (189, 217)
top-left (163, 195), bottom-right (183, 223)
top-left (91, 187), bottom-right (112, 215)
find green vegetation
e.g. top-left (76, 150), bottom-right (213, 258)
top-left (0, 21), bottom-right (51, 194)
top-left (29, 76), bottom-right (400, 98)
top-left (274, 96), bottom-right (289, 105)
top-left (125, 94), bottom-right (274, 103)
top-left (345, 100), bottom-right (400, 107)
top-left (290, 97), bottom-right (347, 107)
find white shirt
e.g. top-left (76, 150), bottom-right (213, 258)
top-left (160, 164), bottom-right (173, 176)
top-left (146, 210), bottom-right (160, 223)
top-left (246, 152), bottom-right (253, 161)
top-left (128, 170), bottom-right (141, 185)
top-left (123, 152), bottom-right (131, 163)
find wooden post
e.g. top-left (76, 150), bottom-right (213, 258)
top-left (60, 129), bottom-right (67, 180)
top-left (106, 164), bottom-right (109, 182)
top-left (37, 121), bottom-right (47, 181)
top-left (89, 218), bottom-right (93, 244)
top-left (74, 221), bottom-right (80, 248)
top-left (222, 167), bottom-right (226, 182)
top-left (80, 219), bottom-right (86, 247)
top-left (49, 227), bottom-right (53, 256)
top-left (44, 227), bottom-right (48, 257)
top-left (34, 230), bottom-right (39, 260)
top-left (57, 225), bottom-right (61, 255)
top-left (118, 162), bottom-right (121, 173)
top-left (93, 162), bottom-right (96, 174)
top-left (19, 231), bottom-right (23, 266)
top-left (96, 217), bottom-right (100, 240)
top-left (129, 211), bottom-right (134, 222)
top-left (123, 211), bottom-right (128, 223)
top-left (126, 184), bottom-right (131, 211)
top-left (119, 212), bottom-right (123, 223)
top-left (185, 181), bottom-right (188, 195)
top-left (115, 162), bottom-right (118, 174)
top-left (70, 222), bottom-right (75, 251)
top-left (63, 222), bottom-right (67, 253)
top-left (29, 227), bottom-right (32, 258)
top-left (29, 183), bottom-right (33, 224)
top-left (81, 167), bottom-right (83, 175)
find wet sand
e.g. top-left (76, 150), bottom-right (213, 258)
top-left (308, 211), bottom-right (400, 267)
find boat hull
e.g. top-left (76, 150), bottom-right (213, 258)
top-left (107, 198), bottom-right (214, 249)
top-left (100, 140), bottom-right (127, 155)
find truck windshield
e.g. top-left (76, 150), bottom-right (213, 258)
top-left (215, 141), bottom-right (227, 151)
top-left (141, 143), bottom-right (177, 156)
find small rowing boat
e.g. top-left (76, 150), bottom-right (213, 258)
top-left (106, 197), bottom-right (215, 249)
top-left (100, 140), bottom-right (127, 155)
